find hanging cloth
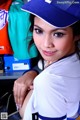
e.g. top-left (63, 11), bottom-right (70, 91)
top-left (8, 0), bottom-right (38, 60)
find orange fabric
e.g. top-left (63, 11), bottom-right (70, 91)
top-left (76, 116), bottom-right (80, 120)
top-left (0, 0), bottom-right (13, 54)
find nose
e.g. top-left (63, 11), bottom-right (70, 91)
top-left (43, 35), bottom-right (53, 48)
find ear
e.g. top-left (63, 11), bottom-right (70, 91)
top-left (74, 35), bottom-right (80, 41)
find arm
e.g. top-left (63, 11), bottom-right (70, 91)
top-left (13, 70), bottom-right (38, 108)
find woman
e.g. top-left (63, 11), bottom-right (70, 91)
top-left (20, 0), bottom-right (80, 119)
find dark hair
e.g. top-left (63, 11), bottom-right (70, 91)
top-left (28, 15), bottom-right (43, 60)
top-left (70, 21), bottom-right (80, 58)
top-left (29, 14), bottom-right (80, 59)
top-left (29, 14), bottom-right (34, 32)
top-left (70, 21), bottom-right (80, 36)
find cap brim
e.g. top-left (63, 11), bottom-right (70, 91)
top-left (22, 0), bottom-right (79, 28)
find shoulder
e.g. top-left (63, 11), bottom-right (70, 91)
top-left (48, 54), bottom-right (80, 77)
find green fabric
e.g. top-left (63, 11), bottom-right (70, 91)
top-left (8, 0), bottom-right (38, 60)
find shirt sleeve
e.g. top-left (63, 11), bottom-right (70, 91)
top-left (34, 71), bottom-right (67, 119)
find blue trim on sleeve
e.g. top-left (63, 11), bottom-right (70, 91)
top-left (67, 118), bottom-right (75, 120)
top-left (38, 114), bottom-right (78, 120)
top-left (38, 114), bottom-right (66, 120)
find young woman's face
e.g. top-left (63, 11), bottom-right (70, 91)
top-left (33, 17), bottom-right (76, 62)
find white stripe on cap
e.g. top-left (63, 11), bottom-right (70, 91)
top-left (45, 0), bottom-right (52, 4)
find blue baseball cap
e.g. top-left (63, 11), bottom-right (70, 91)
top-left (22, 0), bottom-right (80, 27)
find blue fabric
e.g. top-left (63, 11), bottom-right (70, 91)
top-left (52, 0), bottom-right (80, 19)
top-left (38, 114), bottom-right (66, 120)
top-left (67, 118), bottom-right (75, 120)
top-left (38, 114), bottom-right (77, 120)
top-left (21, 0), bottom-right (80, 28)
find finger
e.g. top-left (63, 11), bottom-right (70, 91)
top-left (16, 84), bottom-right (28, 106)
top-left (28, 85), bottom-right (34, 90)
top-left (13, 81), bottom-right (22, 105)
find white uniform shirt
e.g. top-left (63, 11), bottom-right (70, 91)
top-left (23, 53), bottom-right (80, 120)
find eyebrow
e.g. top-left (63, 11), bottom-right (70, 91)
top-left (34, 25), bottom-right (67, 32)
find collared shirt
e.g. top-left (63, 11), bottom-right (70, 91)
top-left (23, 53), bottom-right (80, 120)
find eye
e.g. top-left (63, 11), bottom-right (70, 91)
top-left (54, 32), bottom-right (65, 38)
top-left (33, 28), bottom-right (43, 34)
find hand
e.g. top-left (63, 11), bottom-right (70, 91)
top-left (13, 70), bottom-right (38, 108)
top-left (19, 89), bottom-right (33, 118)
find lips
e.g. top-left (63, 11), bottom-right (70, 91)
top-left (42, 50), bottom-right (57, 56)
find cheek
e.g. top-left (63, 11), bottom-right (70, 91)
top-left (55, 38), bottom-right (73, 51)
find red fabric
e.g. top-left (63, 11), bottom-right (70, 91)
top-left (0, 0), bottom-right (13, 54)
